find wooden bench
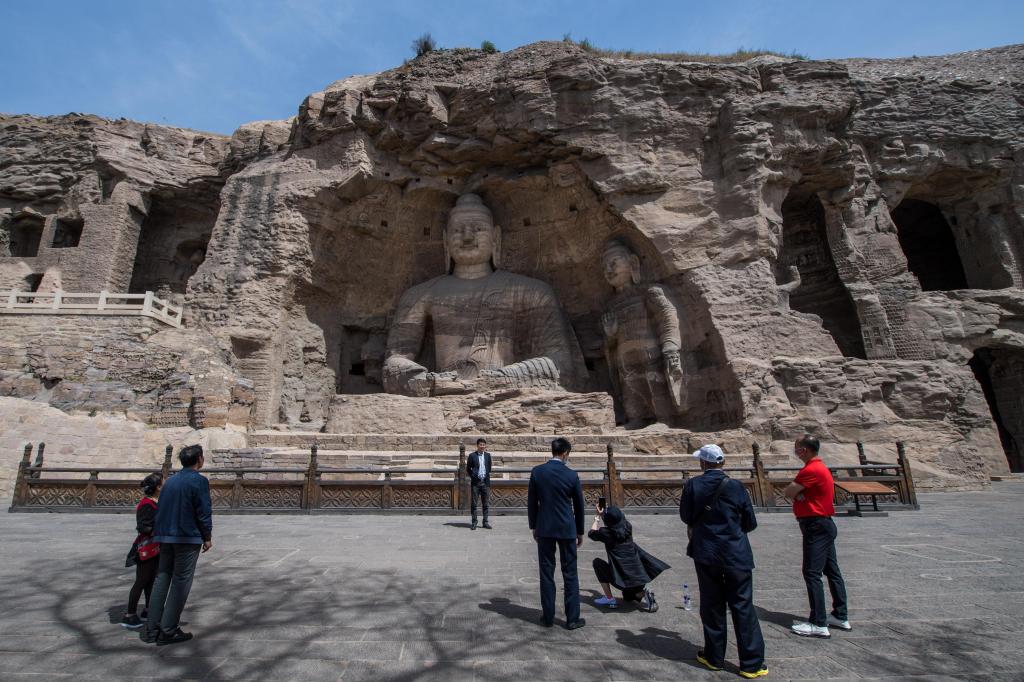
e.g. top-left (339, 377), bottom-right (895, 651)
top-left (834, 481), bottom-right (895, 516)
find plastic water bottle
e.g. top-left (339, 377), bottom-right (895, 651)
top-left (682, 583), bottom-right (693, 610)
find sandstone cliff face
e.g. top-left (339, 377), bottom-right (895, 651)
top-left (3, 43), bottom-right (1024, 489)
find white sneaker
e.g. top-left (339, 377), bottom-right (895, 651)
top-left (791, 621), bottom-right (831, 638)
top-left (827, 614), bottom-right (852, 631)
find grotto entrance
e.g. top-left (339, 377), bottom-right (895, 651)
top-left (970, 348), bottom-right (1024, 472)
top-left (778, 191), bottom-right (866, 358)
top-left (129, 190), bottom-right (218, 298)
top-left (891, 198), bottom-right (968, 291)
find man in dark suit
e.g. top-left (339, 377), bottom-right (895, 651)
top-left (467, 438), bottom-right (492, 530)
top-left (528, 437), bottom-right (586, 630)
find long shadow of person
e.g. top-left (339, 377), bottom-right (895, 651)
top-left (479, 597), bottom-right (549, 626)
top-left (615, 626), bottom-right (707, 669)
top-left (755, 605), bottom-right (803, 628)
top-left (443, 522), bottom-right (473, 529)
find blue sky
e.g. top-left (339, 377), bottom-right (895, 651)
top-left (1, 0), bottom-right (1020, 135)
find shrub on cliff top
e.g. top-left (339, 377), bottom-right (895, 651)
top-left (412, 33), bottom-right (436, 58)
top-left (565, 37), bottom-right (806, 63)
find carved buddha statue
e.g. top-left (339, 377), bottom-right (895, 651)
top-left (383, 193), bottom-right (583, 396)
top-left (601, 238), bottom-right (685, 427)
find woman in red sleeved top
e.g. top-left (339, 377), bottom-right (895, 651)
top-left (121, 473), bottom-right (163, 629)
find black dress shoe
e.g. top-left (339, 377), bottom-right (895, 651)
top-left (538, 616), bottom-right (554, 627)
top-left (482, 522), bottom-right (492, 529)
top-left (470, 522), bottom-right (477, 530)
top-left (140, 627), bottom-right (160, 644)
top-left (156, 628), bottom-right (193, 646)
top-left (565, 619), bottom-right (586, 630)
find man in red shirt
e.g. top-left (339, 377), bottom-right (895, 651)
top-left (783, 435), bottom-right (850, 638)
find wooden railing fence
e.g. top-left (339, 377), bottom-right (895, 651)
top-left (9, 441), bottom-right (919, 514)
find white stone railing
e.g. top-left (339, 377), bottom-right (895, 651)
top-left (1, 291), bottom-right (183, 328)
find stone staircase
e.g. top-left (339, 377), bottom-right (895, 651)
top-left (213, 431), bottom-right (793, 481)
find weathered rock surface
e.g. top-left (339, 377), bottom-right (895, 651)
top-left (3, 42), bottom-right (1024, 489)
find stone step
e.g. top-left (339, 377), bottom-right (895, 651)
top-left (247, 430), bottom-right (638, 452)
top-left (211, 447), bottom-right (792, 474)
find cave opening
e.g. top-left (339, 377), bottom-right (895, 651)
top-left (8, 215), bottom-right (44, 257)
top-left (129, 191), bottom-right (218, 296)
top-left (969, 348), bottom-right (1024, 472)
top-left (891, 198), bottom-right (968, 291)
top-left (779, 191), bottom-right (866, 358)
top-left (51, 217), bottom-right (84, 248)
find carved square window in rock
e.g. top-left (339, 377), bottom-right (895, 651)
top-left (7, 215), bottom-right (44, 257)
top-left (51, 217), bottom-right (83, 248)
top-left (891, 199), bottom-right (968, 291)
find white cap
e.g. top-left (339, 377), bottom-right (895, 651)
top-left (693, 444), bottom-right (725, 464)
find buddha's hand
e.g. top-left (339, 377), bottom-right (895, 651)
top-left (664, 349), bottom-right (682, 377)
top-left (601, 311), bottom-right (618, 338)
top-left (428, 371), bottom-right (475, 396)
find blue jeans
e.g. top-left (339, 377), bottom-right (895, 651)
top-left (537, 537), bottom-right (580, 624)
top-left (799, 516), bottom-right (848, 626)
top-left (146, 543), bottom-right (202, 633)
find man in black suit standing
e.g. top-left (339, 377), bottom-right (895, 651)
top-left (467, 438), bottom-right (492, 530)
top-left (528, 437), bottom-right (586, 630)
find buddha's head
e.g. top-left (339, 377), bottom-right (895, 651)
top-left (603, 238), bottom-right (641, 290)
top-left (445, 193), bottom-right (501, 272)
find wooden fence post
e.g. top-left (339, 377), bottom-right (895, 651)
top-left (11, 443), bottom-right (33, 509)
top-left (86, 471), bottom-right (99, 508)
top-left (31, 442), bottom-right (45, 479)
top-left (606, 443), bottom-right (622, 508)
top-left (382, 472), bottom-right (393, 509)
top-left (304, 443), bottom-right (319, 511)
top-left (751, 442), bottom-right (766, 507)
top-left (456, 444), bottom-right (466, 512)
top-left (162, 445), bottom-right (173, 479)
top-left (896, 441), bottom-right (919, 509)
top-left (98, 290), bottom-right (108, 311)
top-left (230, 471), bottom-right (244, 509)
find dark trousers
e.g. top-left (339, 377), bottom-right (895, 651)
top-left (593, 558), bottom-right (644, 602)
top-left (127, 556), bottom-right (159, 613)
top-left (470, 481), bottom-right (489, 523)
top-left (799, 516), bottom-right (848, 626)
top-left (146, 543), bottom-right (202, 634)
top-left (537, 537), bottom-right (580, 624)
top-left (694, 561), bottom-right (765, 673)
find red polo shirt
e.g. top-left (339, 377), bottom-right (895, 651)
top-left (792, 456), bottom-right (835, 518)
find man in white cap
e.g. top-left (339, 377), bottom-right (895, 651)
top-left (680, 444), bottom-right (767, 679)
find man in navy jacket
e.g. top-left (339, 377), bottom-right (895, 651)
top-left (528, 437), bottom-right (586, 629)
top-left (680, 444), bottom-right (767, 679)
top-left (143, 444), bottom-right (213, 645)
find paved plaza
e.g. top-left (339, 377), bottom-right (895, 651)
top-left (0, 484), bottom-right (1023, 681)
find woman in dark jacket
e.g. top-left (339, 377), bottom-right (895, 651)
top-left (121, 473), bottom-right (162, 629)
top-left (589, 504), bottom-right (670, 611)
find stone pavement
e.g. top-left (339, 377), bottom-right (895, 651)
top-left (1, 484), bottom-right (1023, 681)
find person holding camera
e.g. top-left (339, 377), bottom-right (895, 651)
top-left (681, 444), bottom-right (767, 679)
top-left (589, 501), bottom-right (669, 611)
